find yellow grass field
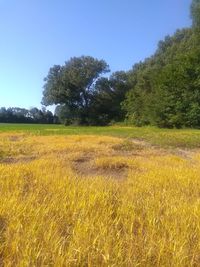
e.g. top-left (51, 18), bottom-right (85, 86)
top-left (0, 130), bottom-right (200, 266)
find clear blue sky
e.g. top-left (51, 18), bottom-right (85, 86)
top-left (0, 0), bottom-right (192, 111)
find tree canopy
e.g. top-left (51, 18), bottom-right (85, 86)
top-left (41, 1), bottom-right (200, 128)
top-left (42, 56), bottom-right (132, 125)
top-left (0, 107), bottom-right (56, 124)
top-left (191, 0), bottom-right (200, 28)
top-left (122, 22), bottom-right (200, 128)
top-left (122, 26), bottom-right (200, 128)
top-left (42, 56), bottom-right (110, 124)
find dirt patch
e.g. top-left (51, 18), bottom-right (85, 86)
top-left (72, 156), bottom-right (128, 179)
top-left (0, 156), bottom-right (36, 165)
top-left (125, 139), bottom-right (198, 161)
top-left (131, 139), bottom-right (149, 145)
top-left (174, 149), bottom-right (193, 159)
top-left (8, 135), bottom-right (24, 142)
top-left (112, 140), bottom-right (144, 152)
top-left (9, 136), bottom-right (20, 142)
top-left (111, 139), bottom-right (166, 160)
top-left (171, 148), bottom-right (200, 165)
top-left (111, 140), bottom-right (146, 158)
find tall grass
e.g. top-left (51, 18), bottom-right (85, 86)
top-left (0, 133), bottom-right (200, 266)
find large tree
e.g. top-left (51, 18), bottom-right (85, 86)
top-left (42, 56), bottom-right (109, 123)
top-left (89, 71), bottom-right (131, 124)
top-left (191, 0), bottom-right (200, 28)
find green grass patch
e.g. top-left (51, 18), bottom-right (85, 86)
top-left (1, 123), bottom-right (200, 148)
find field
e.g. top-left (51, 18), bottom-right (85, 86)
top-left (1, 124), bottom-right (200, 266)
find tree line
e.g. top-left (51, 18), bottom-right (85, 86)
top-left (122, 0), bottom-right (200, 128)
top-left (2, 1), bottom-right (200, 128)
top-left (0, 107), bottom-right (58, 124)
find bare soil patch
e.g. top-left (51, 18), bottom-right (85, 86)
top-left (72, 156), bottom-right (128, 179)
top-left (0, 156), bottom-right (36, 165)
top-left (112, 139), bottom-right (145, 152)
top-left (8, 135), bottom-right (25, 142)
top-left (128, 138), bottom-right (199, 162)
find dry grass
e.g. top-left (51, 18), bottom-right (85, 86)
top-left (0, 132), bottom-right (200, 266)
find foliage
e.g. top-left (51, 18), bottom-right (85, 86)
top-left (0, 107), bottom-right (56, 124)
top-left (42, 55), bottom-right (133, 125)
top-left (42, 56), bottom-right (110, 124)
top-left (123, 24), bottom-right (200, 128)
top-left (40, 1), bottom-right (200, 128)
top-left (41, 0), bottom-right (200, 128)
top-left (191, 0), bottom-right (200, 27)
top-left (122, 1), bottom-right (200, 128)
top-left (88, 71), bottom-right (131, 125)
